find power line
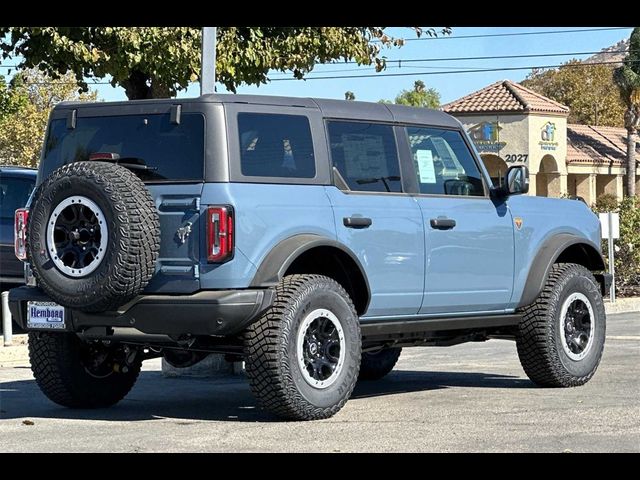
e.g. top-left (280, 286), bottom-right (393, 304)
top-left (382, 27), bottom-right (631, 42)
top-left (4, 50), bottom-right (635, 87)
top-left (268, 59), bottom-right (639, 82)
top-left (266, 49), bottom-right (633, 77)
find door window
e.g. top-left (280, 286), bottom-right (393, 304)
top-left (406, 127), bottom-right (485, 196)
top-left (327, 121), bottom-right (402, 193)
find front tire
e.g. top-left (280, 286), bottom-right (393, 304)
top-left (244, 274), bottom-right (361, 420)
top-left (359, 347), bottom-right (402, 381)
top-left (29, 332), bottom-right (141, 408)
top-left (516, 263), bottom-right (606, 387)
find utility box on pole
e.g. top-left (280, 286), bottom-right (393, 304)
top-left (599, 212), bottom-right (619, 303)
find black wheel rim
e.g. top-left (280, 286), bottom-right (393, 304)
top-left (297, 309), bottom-right (345, 389)
top-left (561, 293), bottom-right (594, 360)
top-left (46, 196), bottom-right (108, 277)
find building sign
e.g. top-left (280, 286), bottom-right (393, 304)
top-left (467, 121), bottom-right (507, 153)
top-left (539, 122), bottom-right (559, 151)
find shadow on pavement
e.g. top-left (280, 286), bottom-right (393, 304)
top-left (0, 368), bottom-right (532, 423)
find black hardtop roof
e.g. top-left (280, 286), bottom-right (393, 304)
top-left (56, 93), bottom-right (461, 128)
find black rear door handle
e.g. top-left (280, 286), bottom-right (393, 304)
top-left (430, 217), bottom-right (456, 230)
top-left (343, 216), bottom-right (372, 228)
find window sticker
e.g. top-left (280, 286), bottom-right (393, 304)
top-left (416, 149), bottom-right (436, 184)
top-left (342, 134), bottom-right (388, 179)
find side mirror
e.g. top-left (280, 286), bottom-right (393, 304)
top-left (491, 165), bottom-right (529, 198)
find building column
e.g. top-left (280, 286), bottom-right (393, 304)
top-left (560, 174), bottom-right (568, 197)
top-left (614, 175), bottom-right (624, 201)
top-left (528, 173), bottom-right (537, 196)
top-left (576, 173), bottom-right (597, 205)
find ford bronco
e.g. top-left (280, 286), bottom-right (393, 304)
top-left (9, 94), bottom-right (611, 420)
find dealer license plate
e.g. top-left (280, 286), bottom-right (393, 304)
top-left (27, 302), bottom-right (66, 330)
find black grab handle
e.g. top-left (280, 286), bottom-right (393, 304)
top-left (430, 218), bottom-right (456, 230)
top-left (343, 217), bottom-right (372, 228)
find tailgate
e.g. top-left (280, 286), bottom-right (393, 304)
top-left (144, 184), bottom-right (204, 294)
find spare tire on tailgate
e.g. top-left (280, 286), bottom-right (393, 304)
top-left (27, 161), bottom-right (160, 312)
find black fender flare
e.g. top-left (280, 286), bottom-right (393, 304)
top-left (250, 233), bottom-right (371, 299)
top-left (518, 233), bottom-right (605, 308)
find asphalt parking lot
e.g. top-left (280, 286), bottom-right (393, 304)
top-left (0, 312), bottom-right (638, 452)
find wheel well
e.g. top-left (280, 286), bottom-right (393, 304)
top-left (285, 246), bottom-right (369, 315)
top-left (555, 242), bottom-right (605, 271)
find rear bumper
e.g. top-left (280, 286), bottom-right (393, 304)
top-left (8, 286), bottom-right (275, 337)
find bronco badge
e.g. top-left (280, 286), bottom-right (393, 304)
top-left (514, 217), bottom-right (523, 230)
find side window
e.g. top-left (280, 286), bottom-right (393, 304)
top-left (406, 127), bottom-right (485, 197)
top-left (327, 121), bottom-right (402, 193)
top-left (238, 113), bottom-right (316, 179)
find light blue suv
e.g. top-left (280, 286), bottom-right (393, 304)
top-left (9, 94), bottom-right (611, 420)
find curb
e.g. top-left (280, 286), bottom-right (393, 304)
top-left (605, 297), bottom-right (640, 315)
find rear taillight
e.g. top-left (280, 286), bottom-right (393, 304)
top-left (14, 208), bottom-right (29, 261)
top-left (207, 206), bottom-right (234, 263)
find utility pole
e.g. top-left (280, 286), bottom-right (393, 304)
top-left (201, 27), bottom-right (217, 95)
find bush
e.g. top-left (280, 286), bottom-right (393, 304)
top-left (591, 195), bottom-right (640, 296)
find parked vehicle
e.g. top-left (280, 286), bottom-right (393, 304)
top-left (1, 166), bottom-right (36, 333)
top-left (1, 166), bottom-right (36, 286)
top-left (9, 95), bottom-right (610, 420)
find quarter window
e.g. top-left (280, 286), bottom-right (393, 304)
top-left (238, 113), bottom-right (316, 179)
top-left (406, 127), bottom-right (485, 196)
top-left (327, 121), bottom-right (402, 193)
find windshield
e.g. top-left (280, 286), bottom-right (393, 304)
top-left (0, 176), bottom-right (35, 219)
top-left (41, 113), bottom-right (205, 182)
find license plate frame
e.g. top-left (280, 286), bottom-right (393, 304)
top-left (26, 301), bottom-right (67, 330)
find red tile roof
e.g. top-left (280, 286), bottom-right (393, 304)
top-left (566, 124), bottom-right (638, 166)
top-left (443, 80), bottom-right (570, 115)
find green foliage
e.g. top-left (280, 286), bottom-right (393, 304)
top-left (0, 27), bottom-right (451, 100)
top-left (522, 60), bottom-right (625, 127)
top-left (380, 80), bottom-right (441, 108)
top-left (0, 75), bottom-right (28, 119)
top-left (344, 91), bottom-right (356, 101)
top-left (0, 69), bottom-right (97, 167)
top-left (614, 28), bottom-right (640, 112)
top-left (592, 193), bottom-right (619, 213)
top-left (591, 194), bottom-right (640, 295)
top-left (613, 27), bottom-right (640, 197)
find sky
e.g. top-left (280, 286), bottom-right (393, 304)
top-left (1, 27), bottom-right (635, 104)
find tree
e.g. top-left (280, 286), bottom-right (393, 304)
top-left (380, 80), bottom-right (440, 108)
top-left (0, 27), bottom-right (450, 100)
top-left (345, 91), bottom-right (356, 101)
top-left (0, 69), bottom-right (97, 167)
top-left (614, 27), bottom-right (640, 198)
top-left (522, 60), bottom-right (625, 127)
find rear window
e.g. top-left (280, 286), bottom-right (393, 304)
top-left (41, 113), bottom-right (205, 182)
top-left (237, 113), bottom-right (316, 179)
top-left (0, 176), bottom-right (35, 219)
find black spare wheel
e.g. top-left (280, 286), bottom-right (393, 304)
top-left (27, 161), bottom-right (160, 312)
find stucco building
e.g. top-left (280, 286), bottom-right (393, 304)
top-left (443, 80), bottom-right (639, 204)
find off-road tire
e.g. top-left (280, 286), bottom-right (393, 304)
top-left (29, 332), bottom-right (141, 408)
top-left (27, 161), bottom-right (160, 312)
top-left (516, 263), bottom-right (606, 387)
top-left (358, 347), bottom-right (402, 381)
top-left (244, 274), bottom-right (361, 421)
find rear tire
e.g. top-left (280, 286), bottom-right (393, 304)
top-left (359, 347), bottom-right (402, 381)
top-left (516, 263), bottom-right (606, 387)
top-left (244, 274), bottom-right (361, 420)
top-left (29, 332), bottom-right (141, 408)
